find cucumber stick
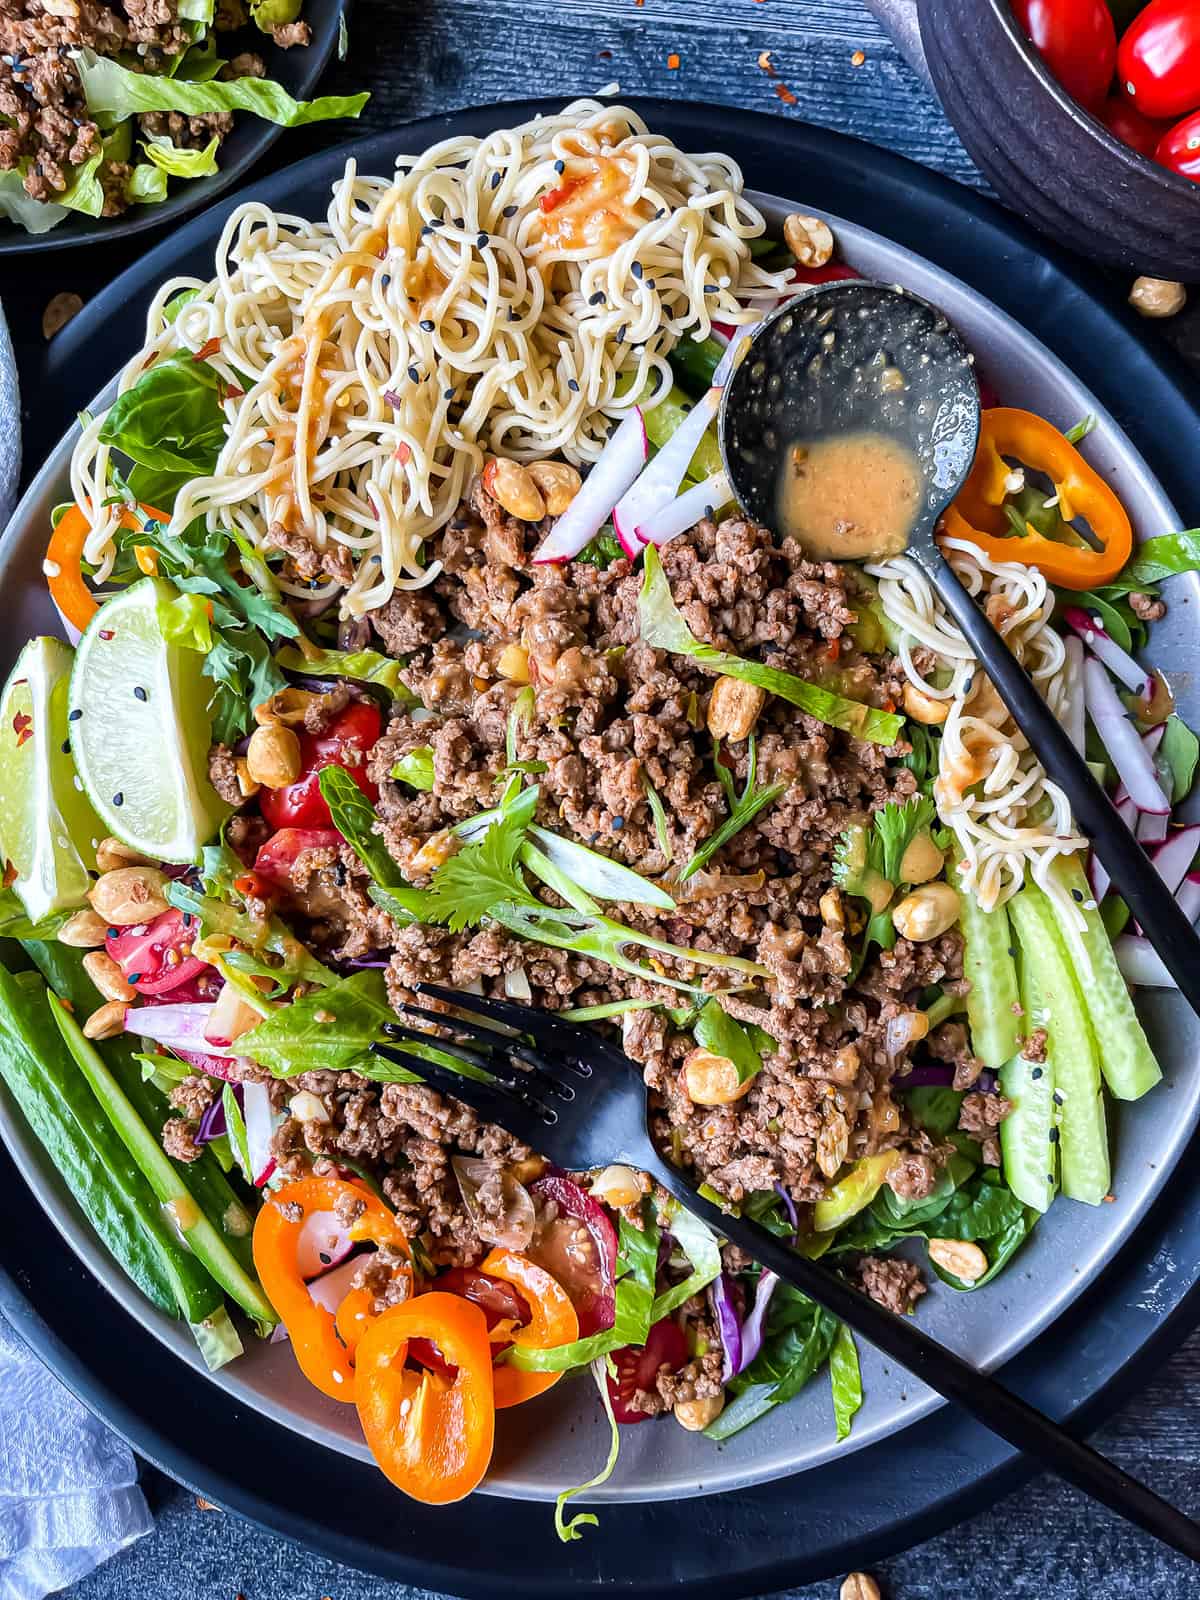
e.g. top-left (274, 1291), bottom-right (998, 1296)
top-left (48, 994), bottom-right (277, 1332)
top-left (1008, 887), bottom-right (1110, 1206)
top-left (1045, 854), bottom-right (1162, 1101)
top-left (955, 873), bottom-right (1021, 1068)
top-left (998, 964), bottom-right (1058, 1214)
top-left (0, 964), bottom-right (219, 1322)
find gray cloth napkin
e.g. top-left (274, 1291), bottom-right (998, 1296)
top-left (0, 302), bottom-right (152, 1597)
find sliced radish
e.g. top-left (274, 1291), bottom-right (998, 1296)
top-left (296, 1210), bottom-right (357, 1278)
top-left (637, 471), bottom-right (733, 547)
top-left (1084, 657), bottom-right (1170, 815)
top-left (1136, 810), bottom-right (1169, 844)
top-left (532, 410), bottom-right (647, 563)
top-left (203, 981), bottom-right (262, 1049)
top-left (307, 1256), bottom-right (364, 1314)
top-left (1179, 872), bottom-right (1200, 924)
top-left (611, 387), bottom-right (722, 551)
top-left (243, 1079), bottom-right (281, 1187)
top-left (1089, 793), bottom-right (1137, 904)
top-left (1060, 635), bottom-right (1086, 755)
top-left (125, 1002), bottom-right (222, 1054)
top-left (1148, 824), bottom-right (1200, 895)
top-left (1114, 934), bottom-right (1175, 988)
top-left (1114, 725), bottom-right (1166, 807)
top-left (1065, 607), bottom-right (1152, 697)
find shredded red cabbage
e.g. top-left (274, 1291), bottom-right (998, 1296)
top-left (707, 1272), bottom-right (743, 1384)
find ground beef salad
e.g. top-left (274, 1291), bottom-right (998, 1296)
top-left (3, 106), bottom-right (1199, 1526)
top-left (0, 0), bottom-right (365, 233)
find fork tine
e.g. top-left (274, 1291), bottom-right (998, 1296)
top-left (415, 982), bottom-right (577, 1044)
top-left (369, 1042), bottom-right (549, 1146)
top-left (381, 1021), bottom-right (494, 1076)
top-left (392, 999), bottom-right (512, 1052)
top-left (388, 1002), bottom-right (578, 1101)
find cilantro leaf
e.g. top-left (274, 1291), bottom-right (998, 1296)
top-left (871, 795), bottom-right (937, 884)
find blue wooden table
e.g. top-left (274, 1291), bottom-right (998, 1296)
top-left (50, 2), bottom-right (1200, 1595)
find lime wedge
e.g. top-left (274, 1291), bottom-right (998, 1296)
top-left (0, 637), bottom-right (104, 923)
top-left (70, 578), bottom-right (233, 864)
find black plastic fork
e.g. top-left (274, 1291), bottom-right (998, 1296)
top-left (373, 982), bottom-right (1200, 1561)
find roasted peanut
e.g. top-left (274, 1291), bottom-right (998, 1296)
top-left (528, 460), bottom-right (583, 516)
top-left (928, 1237), bottom-right (988, 1284)
top-left (683, 1047), bottom-right (753, 1107)
top-left (83, 1000), bottom-right (128, 1040)
top-left (288, 1090), bottom-right (330, 1124)
top-left (891, 882), bottom-right (960, 942)
top-left (89, 866), bottom-right (170, 927)
top-left (816, 1109), bottom-right (851, 1179)
top-left (901, 682), bottom-right (949, 726)
top-left (83, 949), bottom-right (135, 1003)
top-left (483, 458), bottom-right (546, 522)
top-left (589, 1163), bottom-right (644, 1208)
top-left (898, 830), bottom-right (944, 886)
top-left (235, 757), bottom-right (261, 799)
top-left (246, 723), bottom-right (302, 789)
top-left (783, 212), bottom-right (834, 268)
top-left (1129, 275), bottom-right (1186, 319)
top-left (254, 686), bottom-right (319, 728)
top-left (818, 888), bottom-right (845, 929)
top-left (95, 836), bottom-right (151, 873)
top-left (510, 1156), bottom-right (548, 1186)
top-left (497, 642), bottom-right (531, 683)
top-left (673, 1394), bottom-right (725, 1431)
top-left (706, 676), bottom-right (767, 742)
top-left (57, 908), bottom-right (110, 948)
top-left (840, 1575), bottom-right (882, 1600)
top-left (410, 827), bottom-right (458, 878)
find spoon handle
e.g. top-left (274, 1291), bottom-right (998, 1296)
top-left (917, 543), bottom-right (1200, 1012)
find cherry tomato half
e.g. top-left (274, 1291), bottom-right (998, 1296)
top-left (258, 700), bottom-right (382, 831)
top-left (253, 827), bottom-right (344, 889)
top-left (408, 1265), bottom-right (532, 1376)
top-left (1013, 0), bottom-right (1117, 111)
top-left (1098, 91), bottom-right (1173, 157)
top-left (1155, 107), bottom-right (1200, 180)
top-left (106, 908), bottom-right (209, 997)
top-left (607, 1316), bottom-right (690, 1425)
top-left (1119, 0), bottom-right (1200, 122)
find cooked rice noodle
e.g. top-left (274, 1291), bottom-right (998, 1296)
top-left (71, 99), bottom-right (791, 613)
top-left (868, 536), bottom-right (1087, 931)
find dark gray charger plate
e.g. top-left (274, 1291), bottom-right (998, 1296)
top-left (8, 99), bottom-right (1200, 1593)
top-left (0, 0), bottom-right (352, 257)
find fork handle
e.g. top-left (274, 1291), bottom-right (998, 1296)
top-left (641, 1155), bottom-right (1200, 1562)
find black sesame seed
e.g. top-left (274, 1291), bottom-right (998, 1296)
top-left (490, 171), bottom-right (502, 189)
top-left (128, 972), bottom-right (142, 985)
top-left (655, 206), bottom-right (666, 218)
top-left (420, 318), bottom-right (435, 331)
top-left (112, 792), bottom-right (124, 807)
top-left (133, 686), bottom-right (148, 702)
top-left (182, 913), bottom-right (193, 927)
top-left (554, 159), bottom-right (565, 174)
top-left (107, 928), bottom-right (118, 939)
top-left (502, 204), bottom-right (518, 217)
top-left (704, 504), bottom-right (715, 520)
top-left (704, 285), bottom-right (718, 294)
top-left (334, 860), bottom-right (348, 886)
top-left (1071, 888), bottom-right (1084, 902)
top-left (1053, 1091), bottom-right (1064, 1105)
top-left (508, 307), bottom-right (520, 321)
top-left (963, 675), bottom-right (974, 695)
top-left (408, 366), bottom-right (420, 382)
top-left (588, 291), bottom-right (606, 306)
top-left (1047, 1173), bottom-right (1056, 1185)
top-left (588, 832), bottom-right (600, 844)
top-left (646, 278), bottom-right (657, 290)
top-left (631, 261), bottom-right (643, 280)
top-left (88, 869), bottom-right (99, 881)
top-left (444, 387), bottom-right (455, 400)
top-left (1049, 1127), bottom-right (1060, 1144)
top-left (420, 225), bottom-right (432, 237)
top-left (616, 325), bottom-right (627, 344)
top-left (1007, 947), bottom-right (1017, 958)
top-left (69, 708), bottom-right (81, 721)
top-left (453, 217), bottom-right (465, 228)
top-left (381, 274), bottom-right (391, 287)
top-left (60, 739), bottom-right (70, 754)
top-left (612, 816), bottom-right (625, 829)
top-left (319, 1251), bottom-right (331, 1265)
top-left (568, 378), bottom-right (580, 393)
top-left (1031, 1067), bottom-right (1044, 1080)
top-left (476, 232), bottom-right (489, 249)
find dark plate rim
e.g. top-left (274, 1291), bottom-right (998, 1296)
top-left (0, 0), bottom-right (352, 258)
top-left (8, 97), bottom-right (1200, 1596)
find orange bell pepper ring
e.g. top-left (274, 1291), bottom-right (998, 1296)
top-left (479, 1248), bottom-right (579, 1408)
top-left (941, 407), bottom-right (1132, 590)
top-left (251, 1175), bottom-right (410, 1402)
top-left (354, 1292), bottom-right (496, 1505)
top-left (45, 501), bottom-right (171, 635)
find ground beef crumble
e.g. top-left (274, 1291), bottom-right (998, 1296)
top-left (856, 1255), bottom-right (927, 1315)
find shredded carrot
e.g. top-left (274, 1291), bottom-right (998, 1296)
top-left (667, 52), bottom-right (680, 69)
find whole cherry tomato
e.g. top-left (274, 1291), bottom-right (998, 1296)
top-left (258, 699), bottom-right (382, 830)
top-left (1155, 107), bottom-right (1200, 180)
top-left (1013, 0), bottom-right (1117, 110)
top-left (1098, 91), bottom-right (1173, 156)
top-left (606, 1316), bottom-right (690, 1425)
top-left (253, 827), bottom-right (343, 888)
top-left (1119, 0), bottom-right (1200, 121)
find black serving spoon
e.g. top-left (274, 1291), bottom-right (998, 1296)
top-left (719, 279), bottom-right (1200, 1008)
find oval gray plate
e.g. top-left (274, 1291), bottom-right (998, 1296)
top-left (0, 187), bottom-right (1195, 1505)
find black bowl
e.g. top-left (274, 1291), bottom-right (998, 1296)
top-left (0, 0), bottom-right (352, 257)
top-left (920, 0), bottom-right (1200, 280)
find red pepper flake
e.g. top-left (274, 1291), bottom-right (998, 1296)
top-left (224, 385), bottom-right (245, 401)
top-left (882, 696), bottom-right (897, 713)
top-left (234, 872), bottom-right (266, 899)
top-left (667, 52), bottom-right (681, 69)
top-left (851, 48), bottom-right (866, 67)
top-left (193, 336), bottom-right (221, 363)
top-left (773, 82), bottom-right (798, 105)
top-left (12, 710), bottom-right (31, 745)
top-left (395, 441), bottom-right (412, 465)
top-left (2, 859), bottom-right (17, 889)
top-left (98, 629), bottom-right (114, 641)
